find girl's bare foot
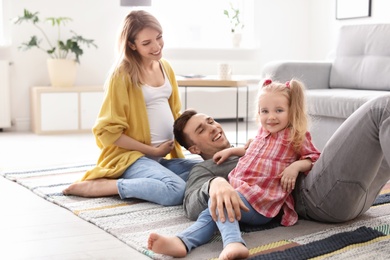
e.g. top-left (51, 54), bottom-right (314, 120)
top-left (62, 178), bottom-right (118, 197)
top-left (219, 242), bottom-right (249, 260)
top-left (148, 233), bottom-right (187, 257)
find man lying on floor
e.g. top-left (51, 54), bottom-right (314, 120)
top-left (174, 95), bottom-right (390, 224)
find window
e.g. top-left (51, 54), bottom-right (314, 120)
top-left (148, 0), bottom-right (255, 49)
top-left (0, 0), bottom-right (4, 45)
top-left (0, 0), bottom-right (10, 46)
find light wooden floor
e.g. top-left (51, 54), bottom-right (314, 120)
top-left (0, 121), bottom-right (257, 260)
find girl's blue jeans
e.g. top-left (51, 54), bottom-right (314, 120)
top-left (117, 156), bottom-right (200, 206)
top-left (177, 192), bottom-right (272, 252)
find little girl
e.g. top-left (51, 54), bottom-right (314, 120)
top-left (148, 79), bottom-right (321, 259)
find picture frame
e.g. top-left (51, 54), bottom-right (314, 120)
top-left (336, 0), bottom-right (371, 20)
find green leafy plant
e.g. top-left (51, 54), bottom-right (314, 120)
top-left (223, 2), bottom-right (244, 33)
top-left (13, 9), bottom-right (97, 63)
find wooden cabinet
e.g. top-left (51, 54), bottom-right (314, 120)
top-left (31, 86), bottom-right (104, 134)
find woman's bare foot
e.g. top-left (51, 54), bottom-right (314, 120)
top-left (219, 242), bottom-right (249, 260)
top-left (148, 233), bottom-right (187, 257)
top-left (62, 178), bottom-right (118, 197)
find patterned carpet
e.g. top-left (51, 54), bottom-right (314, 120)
top-left (1, 164), bottom-right (390, 260)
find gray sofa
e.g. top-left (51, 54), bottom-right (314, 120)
top-left (261, 23), bottom-right (390, 150)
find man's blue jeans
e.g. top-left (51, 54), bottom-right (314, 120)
top-left (177, 192), bottom-right (272, 252)
top-left (117, 156), bottom-right (199, 206)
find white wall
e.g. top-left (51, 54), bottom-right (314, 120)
top-left (3, 0), bottom-right (129, 131)
top-left (309, 0), bottom-right (390, 59)
top-left (2, 0), bottom-right (390, 131)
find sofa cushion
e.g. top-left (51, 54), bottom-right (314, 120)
top-left (330, 24), bottom-right (390, 91)
top-left (307, 89), bottom-right (390, 119)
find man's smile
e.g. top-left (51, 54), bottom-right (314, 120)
top-left (212, 133), bottom-right (222, 142)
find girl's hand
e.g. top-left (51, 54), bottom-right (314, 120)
top-left (154, 140), bottom-right (174, 157)
top-left (213, 147), bottom-right (246, 165)
top-left (279, 165), bottom-right (299, 192)
top-left (213, 150), bottom-right (231, 165)
top-left (244, 138), bottom-right (253, 150)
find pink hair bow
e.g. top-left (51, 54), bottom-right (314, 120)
top-left (263, 79), bottom-right (272, 86)
top-left (285, 81), bottom-right (290, 88)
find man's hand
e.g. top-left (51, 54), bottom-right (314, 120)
top-left (209, 177), bottom-right (249, 223)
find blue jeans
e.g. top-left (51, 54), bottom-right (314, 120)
top-left (177, 192), bottom-right (272, 252)
top-left (117, 156), bottom-right (199, 206)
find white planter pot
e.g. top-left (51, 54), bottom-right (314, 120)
top-left (232, 33), bottom-right (242, 48)
top-left (47, 59), bottom-right (77, 87)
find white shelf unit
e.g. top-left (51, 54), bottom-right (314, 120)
top-left (31, 86), bottom-right (104, 134)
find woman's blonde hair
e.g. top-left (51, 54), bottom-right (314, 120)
top-left (257, 78), bottom-right (309, 152)
top-left (106, 10), bottom-right (163, 87)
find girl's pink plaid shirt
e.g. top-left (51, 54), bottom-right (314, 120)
top-left (228, 127), bottom-right (320, 226)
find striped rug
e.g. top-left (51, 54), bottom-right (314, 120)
top-left (1, 164), bottom-right (390, 260)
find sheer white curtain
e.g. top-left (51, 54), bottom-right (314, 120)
top-left (149, 0), bottom-right (254, 49)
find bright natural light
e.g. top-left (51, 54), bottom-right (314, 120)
top-left (0, 0), bottom-right (4, 45)
top-left (0, 0), bottom-right (11, 46)
top-left (149, 0), bottom-right (255, 49)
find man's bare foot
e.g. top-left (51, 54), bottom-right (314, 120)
top-left (62, 178), bottom-right (118, 197)
top-left (148, 233), bottom-right (187, 257)
top-left (219, 242), bottom-right (249, 260)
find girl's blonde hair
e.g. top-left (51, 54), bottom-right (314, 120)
top-left (257, 78), bottom-right (309, 152)
top-left (106, 10), bottom-right (163, 88)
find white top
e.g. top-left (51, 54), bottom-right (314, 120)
top-left (142, 71), bottom-right (174, 148)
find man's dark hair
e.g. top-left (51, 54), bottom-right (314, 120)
top-left (174, 109), bottom-right (197, 149)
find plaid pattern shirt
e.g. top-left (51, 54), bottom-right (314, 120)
top-left (228, 127), bottom-right (320, 226)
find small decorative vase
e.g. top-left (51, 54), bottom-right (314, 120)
top-left (232, 33), bottom-right (242, 48)
top-left (47, 59), bottom-right (77, 87)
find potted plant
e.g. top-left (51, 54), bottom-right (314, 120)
top-left (223, 2), bottom-right (244, 47)
top-left (13, 9), bottom-right (98, 87)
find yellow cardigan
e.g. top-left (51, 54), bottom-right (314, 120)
top-left (79, 59), bottom-right (184, 181)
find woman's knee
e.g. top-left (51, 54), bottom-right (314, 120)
top-left (160, 184), bottom-right (185, 206)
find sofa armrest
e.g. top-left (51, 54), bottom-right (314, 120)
top-left (261, 61), bottom-right (332, 89)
